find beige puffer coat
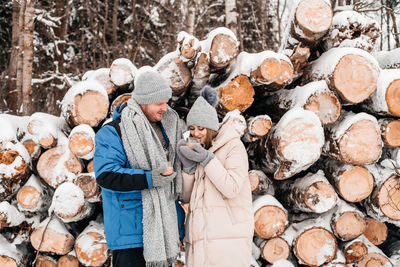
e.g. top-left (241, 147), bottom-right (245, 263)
top-left (182, 116), bottom-right (254, 267)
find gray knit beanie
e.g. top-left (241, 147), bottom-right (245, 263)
top-left (131, 70), bottom-right (172, 104)
top-left (186, 96), bottom-right (219, 131)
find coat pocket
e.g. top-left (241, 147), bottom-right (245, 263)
top-left (119, 198), bottom-right (142, 235)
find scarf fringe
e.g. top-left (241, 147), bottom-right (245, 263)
top-left (145, 256), bottom-right (177, 267)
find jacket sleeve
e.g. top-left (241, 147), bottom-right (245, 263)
top-left (181, 171), bottom-right (195, 203)
top-left (203, 140), bottom-right (249, 199)
top-left (93, 124), bottom-right (153, 192)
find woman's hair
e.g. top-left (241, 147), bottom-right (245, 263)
top-left (203, 129), bottom-right (218, 149)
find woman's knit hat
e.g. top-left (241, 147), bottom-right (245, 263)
top-left (186, 96), bottom-right (219, 131)
top-left (132, 69), bottom-right (172, 104)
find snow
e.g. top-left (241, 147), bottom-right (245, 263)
top-left (332, 10), bottom-right (378, 28)
top-left (49, 182), bottom-right (85, 218)
top-left (271, 259), bottom-right (294, 267)
top-left (310, 47), bottom-right (380, 78)
top-left (0, 234), bottom-right (23, 264)
top-left (75, 220), bottom-right (107, 266)
top-left (286, 80), bottom-right (330, 107)
top-left (154, 52), bottom-right (182, 88)
top-left (17, 174), bottom-right (45, 212)
top-left (222, 109), bottom-right (246, 136)
top-left (252, 194), bottom-right (288, 217)
top-left (110, 58), bottom-right (137, 85)
top-left (69, 124), bottom-right (96, 160)
top-left (201, 27), bottom-right (239, 55)
top-left (0, 141), bottom-right (31, 178)
top-left (368, 69), bottom-right (400, 115)
top-left (36, 216), bottom-right (73, 237)
top-left (82, 68), bottom-right (110, 82)
top-left (330, 111), bottom-right (379, 140)
top-left (29, 112), bottom-right (68, 145)
top-left (0, 114), bottom-right (30, 142)
top-left (0, 201), bottom-right (25, 227)
top-left (375, 48), bottom-right (400, 69)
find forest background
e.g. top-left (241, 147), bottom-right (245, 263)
top-left (0, 0), bottom-right (399, 116)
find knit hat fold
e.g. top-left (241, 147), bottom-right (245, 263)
top-left (186, 96), bottom-right (219, 131)
top-left (132, 70), bottom-right (172, 104)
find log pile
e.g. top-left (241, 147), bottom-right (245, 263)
top-left (1, 1), bottom-right (400, 266)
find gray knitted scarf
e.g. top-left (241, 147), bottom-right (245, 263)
top-left (120, 98), bottom-right (182, 267)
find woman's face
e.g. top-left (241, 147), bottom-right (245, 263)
top-left (189, 125), bottom-right (208, 144)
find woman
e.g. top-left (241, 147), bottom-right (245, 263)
top-left (177, 96), bottom-right (254, 267)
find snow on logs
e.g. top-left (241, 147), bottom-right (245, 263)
top-left (0, 201), bottom-right (24, 229)
top-left (279, 170), bottom-right (338, 213)
top-left (379, 119), bottom-right (400, 148)
top-left (60, 80), bottom-right (109, 128)
top-left (82, 67), bottom-right (117, 95)
top-left (261, 80), bottom-right (341, 125)
top-left (30, 217), bottom-right (75, 255)
top-left (362, 69), bottom-right (400, 117)
top-left (253, 195), bottom-right (289, 239)
top-left (16, 174), bottom-right (50, 212)
top-left (257, 107), bottom-right (324, 180)
top-left (0, 234), bottom-right (25, 267)
top-left (303, 47), bottom-right (380, 104)
top-left (207, 27), bottom-right (239, 70)
top-left (74, 220), bottom-right (109, 266)
top-left (323, 111), bottom-right (382, 166)
top-left (109, 58), bottom-right (137, 88)
top-left (0, 140), bottom-right (31, 200)
top-left (68, 124), bottom-right (96, 160)
top-left (326, 10), bottom-right (380, 52)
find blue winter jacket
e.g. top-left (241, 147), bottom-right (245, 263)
top-left (93, 104), bottom-right (185, 250)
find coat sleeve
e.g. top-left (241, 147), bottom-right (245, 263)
top-left (203, 140), bottom-right (249, 199)
top-left (181, 171), bottom-right (195, 203)
top-left (93, 124), bottom-right (153, 192)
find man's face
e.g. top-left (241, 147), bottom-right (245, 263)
top-left (140, 99), bottom-right (169, 122)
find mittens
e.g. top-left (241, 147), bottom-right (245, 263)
top-left (151, 166), bottom-right (177, 187)
top-left (179, 143), bottom-right (214, 167)
top-left (176, 139), bottom-right (197, 173)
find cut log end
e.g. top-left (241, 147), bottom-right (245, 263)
top-left (16, 185), bottom-right (40, 210)
top-left (303, 92), bottom-right (341, 125)
top-left (70, 90), bottom-right (109, 127)
top-left (332, 54), bottom-right (379, 104)
top-left (110, 93), bottom-right (131, 116)
top-left (210, 34), bottom-right (238, 69)
top-left (305, 181), bottom-right (337, 213)
top-left (86, 160), bottom-right (94, 173)
top-left (338, 119), bottom-right (382, 165)
top-left (218, 75), bottom-right (255, 113)
top-left (333, 211), bottom-right (366, 240)
top-left (337, 166), bottom-right (374, 202)
top-left (344, 241), bottom-right (368, 263)
top-left (249, 172), bottom-right (260, 192)
top-left (386, 79), bottom-right (400, 117)
top-left (295, 0), bottom-right (333, 40)
top-left (75, 231), bottom-right (108, 266)
top-left (94, 73), bottom-right (116, 95)
top-left (68, 132), bottom-right (94, 158)
top-left (384, 120), bottom-right (400, 147)
top-left (57, 254), bottom-right (80, 267)
top-left (74, 174), bottom-right (100, 199)
top-left (358, 252), bottom-right (392, 267)
top-left (375, 175), bottom-right (400, 220)
top-left (250, 118), bottom-right (272, 137)
top-left (294, 227), bottom-right (337, 266)
top-left (0, 255), bottom-right (18, 267)
top-left (364, 218), bottom-right (387, 246)
top-left (22, 139), bottom-right (41, 159)
top-left (254, 205), bottom-right (288, 239)
top-left (109, 64), bottom-right (133, 87)
top-left (262, 237), bottom-right (290, 263)
top-left (30, 227), bottom-right (75, 255)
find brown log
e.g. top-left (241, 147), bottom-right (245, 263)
top-left (324, 160), bottom-right (374, 202)
top-left (35, 254), bottom-right (57, 267)
top-left (364, 218), bottom-right (387, 246)
top-left (109, 92), bottom-right (131, 117)
top-left (330, 200), bottom-right (366, 241)
top-left (0, 234), bottom-right (25, 266)
top-left (362, 69), bottom-right (400, 117)
top-left (326, 10), bottom-right (380, 52)
top-left (248, 170), bottom-right (274, 195)
top-left (324, 111), bottom-right (382, 165)
top-left (352, 236), bottom-right (393, 267)
top-left (0, 141), bottom-right (31, 200)
top-left (155, 52), bottom-right (192, 96)
top-left (208, 28), bottom-right (239, 69)
top-left (61, 80), bottom-right (109, 128)
top-left (217, 74), bottom-right (255, 113)
top-left (288, 43), bottom-right (311, 78)
top-left (262, 237), bottom-right (290, 264)
top-left (57, 254), bottom-right (80, 267)
top-left (109, 58), bottom-right (136, 88)
top-left (177, 31), bottom-right (201, 62)
top-left (30, 217), bottom-right (75, 255)
top-left (257, 108), bottom-right (324, 180)
top-left (74, 173), bottom-right (101, 202)
top-left (22, 138), bottom-right (41, 159)
top-left (83, 68), bottom-right (117, 95)
top-left (68, 124), bottom-right (95, 160)
top-left (16, 174), bottom-right (49, 212)
top-left (37, 146), bottom-right (83, 188)
top-left (280, 171), bottom-right (338, 213)
top-left (0, 255), bottom-right (19, 267)
top-left (292, 0), bottom-right (332, 44)
top-left (303, 47), bottom-right (380, 104)
top-left (380, 119), bottom-right (400, 148)
top-left (261, 81), bottom-right (341, 125)
top-left (247, 115), bottom-right (272, 138)
top-left (192, 52), bottom-right (211, 90)
top-left (253, 195), bottom-right (288, 239)
top-left (343, 240), bottom-right (368, 264)
top-left (74, 221), bottom-right (108, 266)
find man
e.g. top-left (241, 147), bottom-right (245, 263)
top-left (94, 68), bottom-right (185, 266)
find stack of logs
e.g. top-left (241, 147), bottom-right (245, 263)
top-left (1, 0), bottom-right (400, 266)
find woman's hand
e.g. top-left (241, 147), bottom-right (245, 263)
top-left (179, 143), bottom-right (214, 166)
top-left (176, 139), bottom-right (197, 173)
